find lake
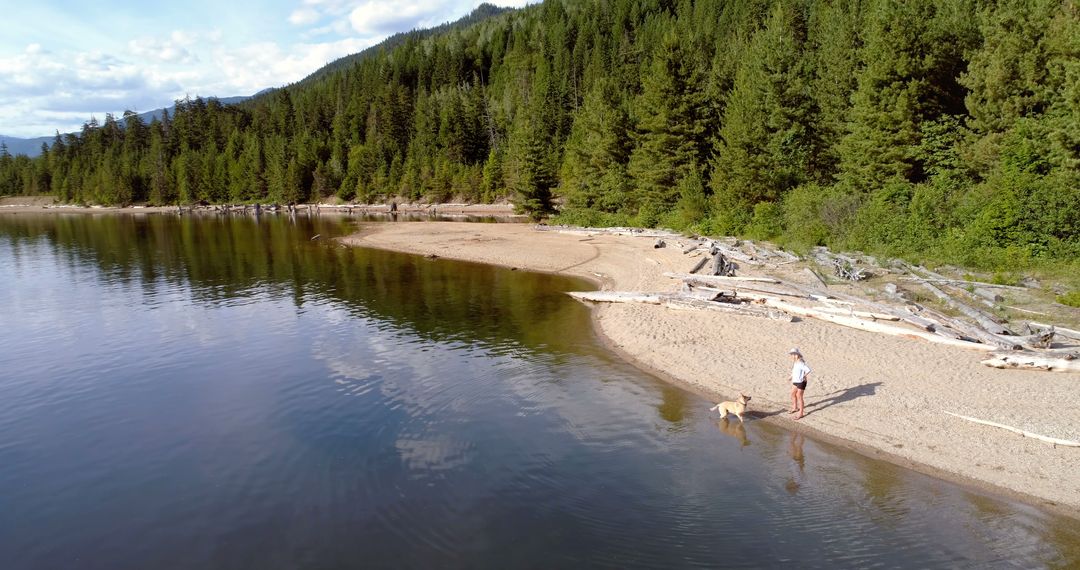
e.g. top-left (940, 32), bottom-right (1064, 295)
top-left (1, 213), bottom-right (1077, 569)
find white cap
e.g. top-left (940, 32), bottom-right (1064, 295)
top-left (788, 347), bottom-right (801, 355)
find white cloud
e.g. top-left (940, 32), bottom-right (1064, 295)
top-left (210, 36), bottom-right (377, 94)
top-left (289, 8), bottom-right (321, 26)
top-left (348, 1), bottom-right (438, 36)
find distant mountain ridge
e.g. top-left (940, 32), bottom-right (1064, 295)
top-left (297, 3), bottom-right (513, 87)
top-left (0, 134), bottom-right (53, 157)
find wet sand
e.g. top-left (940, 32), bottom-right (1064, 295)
top-left (343, 221), bottom-right (1080, 518)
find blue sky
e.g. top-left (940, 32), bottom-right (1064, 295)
top-left (0, 0), bottom-right (530, 137)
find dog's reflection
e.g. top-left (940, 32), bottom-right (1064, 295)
top-left (716, 417), bottom-right (750, 447)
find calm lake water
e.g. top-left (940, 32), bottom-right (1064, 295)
top-left (1, 213), bottom-right (1077, 569)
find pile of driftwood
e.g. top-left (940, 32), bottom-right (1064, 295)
top-left (548, 225), bottom-right (1080, 374)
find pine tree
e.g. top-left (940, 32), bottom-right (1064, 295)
top-left (627, 30), bottom-right (710, 219)
top-left (506, 111), bottom-right (554, 218)
top-left (559, 79), bottom-right (633, 213)
top-left (711, 3), bottom-right (815, 214)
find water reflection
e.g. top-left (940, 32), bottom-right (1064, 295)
top-left (656, 385), bottom-right (689, 427)
top-left (785, 431), bottom-right (806, 495)
top-left (716, 418), bottom-right (750, 447)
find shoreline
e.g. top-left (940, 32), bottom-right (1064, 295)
top-left (0, 197), bottom-right (523, 218)
top-left (341, 221), bottom-right (1080, 520)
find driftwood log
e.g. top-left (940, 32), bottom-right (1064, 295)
top-left (1029, 322), bottom-right (1080, 342)
top-left (663, 297), bottom-right (793, 320)
top-left (803, 267), bottom-right (829, 288)
top-left (981, 352), bottom-right (1080, 373)
top-left (911, 277), bottom-right (1013, 336)
top-left (945, 412), bottom-right (1080, 447)
top-left (907, 303), bottom-right (1021, 350)
top-left (567, 291), bottom-right (791, 320)
top-left (664, 272), bottom-right (781, 285)
top-left (689, 256), bottom-right (710, 274)
top-left (898, 276), bottom-right (1028, 291)
top-left (710, 249), bottom-right (736, 276)
top-left (816, 306), bottom-right (901, 321)
top-left (749, 295), bottom-right (996, 351)
top-left (535, 225), bottom-right (681, 238)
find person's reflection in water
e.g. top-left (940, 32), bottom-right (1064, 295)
top-left (717, 417), bottom-right (750, 447)
top-left (785, 431), bottom-right (806, 495)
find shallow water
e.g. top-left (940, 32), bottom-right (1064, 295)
top-left (0, 213), bottom-right (1077, 569)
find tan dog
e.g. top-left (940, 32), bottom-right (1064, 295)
top-left (710, 393), bottom-right (751, 422)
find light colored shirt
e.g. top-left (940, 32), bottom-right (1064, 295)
top-left (791, 360), bottom-right (811, 384)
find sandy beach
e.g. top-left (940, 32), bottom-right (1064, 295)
top-left (343, 221), bottom-right (1080, 517)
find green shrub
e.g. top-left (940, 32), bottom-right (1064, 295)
top-left (744, 201), bottom-right (783, 240)
top-left (779, 184), bottom-right (843, 249)
top-left (552, 207), bottom-right (631, 228)
top-left (1058, 291), bottom-right (1080, 307)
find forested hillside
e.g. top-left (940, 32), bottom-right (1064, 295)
top-left (1, 0), bottom-right (1077, 267)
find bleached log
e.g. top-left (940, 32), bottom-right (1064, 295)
top-left (567, 291), bottom-right (791, 320)
top-left (663, 297), bottom-right (792, 320)
top-left (803, 267), bottom-right (829, 288)
top-left (908, 305), bottom-right (988, 342)
top-left (568, 291), bottom-right (664, 304)
top-left (972, 288), bottom-right (1005, 303)
top-left (898, 276), bottom-right (1028, 291)
top-left (900, 271), bottom-right (1005, 311)
top-left (682, 286), bottom-right (739, 299)
top-left (822, 290), bottom-right (943, 333)
top-left (745, 295), bottom-right (996, 351)
top-left (682, 242), bottom-right (703, 254)
top-left (908, 313), bottom-right (949, 333)
top-left (664, 272), bottom-right (781, 284)
top-left (1021, 330), bottom-right (1055, 349)
top-left (1007, 306), bottom-right (1049, 317)
top-left (1029, 322), bottom-right (1080, 342)
top-left (535, 225), bottom-right (680, 238)
top-left (945, 411), bottom-right (1080, 447)
top-left (1039, 348), bottom-right (1080, 358)
top-left (711, 250), bottom-right (736, 276)
top-left (689, 256), bottom-right (709, 274)
top-left (710, 241), bottom-right (760, 265)
top-left (817, 306), bottom-right (901, 321)
top-left (914, 304), bottom-right (1021, 350)
top-left (980, 352), bottom-right (1080, 373)
top-left (911, 277), bottom-right (1013, 335)
top-left (764, 247), bottom-right (800, 262)
top-left (812, 248), bottom-right (868, 281)
top-left (668, 274), bottom-right (815, 300)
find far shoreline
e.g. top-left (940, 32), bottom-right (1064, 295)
top-left (0, 196), bottom-right (526, 219)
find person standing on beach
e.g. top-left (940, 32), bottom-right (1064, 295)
top-left (788, 348), bottom-right (810, 419)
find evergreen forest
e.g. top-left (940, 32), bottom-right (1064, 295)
top-left (1, 0), bottom-right (1078, 269)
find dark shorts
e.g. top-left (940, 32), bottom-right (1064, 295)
top-left (793, 381), bottom-right (807, 391)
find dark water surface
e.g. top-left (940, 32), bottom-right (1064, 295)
top-left (0, 214), bottom-right (1077, 569)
